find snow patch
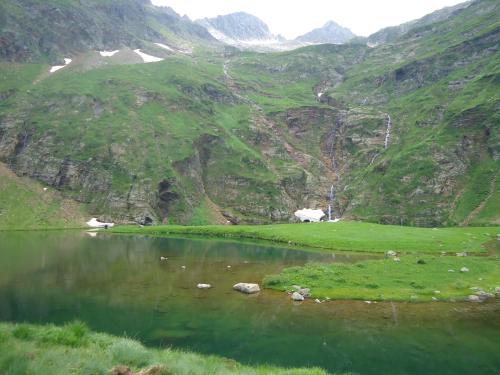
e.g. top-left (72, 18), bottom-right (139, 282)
top-left (154, 43), bottom-right (174, 51)
top-left (133, 49), bottom-right (164, 63)
top-left (294, 209), bottom-right (325, 222)
top-left (49, 58), bottom-right (72, 73)
top-left (86, 218), bottom-right (114, 228)
top-left (99, 50), bottom-right (119, 57)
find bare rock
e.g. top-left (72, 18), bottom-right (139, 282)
top-left (137, 365), bottom-right (169, 375)
top-left (467, 295), bottom-right (481, 302)
top-left (299, 288), bottom-right (311, 298)
top-left (110, 366), bottom-right (133, 375)
top-left (233, 283), bottom-right (260, 294)
top-left (292, 292), bottom-right (305, 301)
top-left (460, 267), bottom-right (469, 273)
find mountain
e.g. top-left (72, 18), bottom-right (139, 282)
top-left (197, 12), bottom-right (276, 41)
top-left (296, 20), bottom-right (356, 44)
top-left (0, 0), bottom-right (498, 227)
top-left (196, 12), bottom-right (289, 51)
top-left (367, 1), bottom-right (472, 45)
top-left (0, 0), bottom-right (217, 62)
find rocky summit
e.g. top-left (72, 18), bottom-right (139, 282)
top-left (0, 0), bottom-right (498, 227)
top-left (296, 20), bottom-right (356, 44)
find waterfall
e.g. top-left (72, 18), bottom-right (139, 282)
top-left (384, 114), bottom-right (392, 149)
top-left (328, 185), bottom-right (334, 221)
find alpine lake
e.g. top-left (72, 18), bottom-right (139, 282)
top-left (0, 231), bottom-right (498, 375)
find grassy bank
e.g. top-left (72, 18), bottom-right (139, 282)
top-left (111, 221), bottom-right (499, 254)
top-left (264, 255), bottom-right (500, 302)
top-left (0, 163), bottom-right (87, 230)
top-left (0, 321), bottom-right (331, 375)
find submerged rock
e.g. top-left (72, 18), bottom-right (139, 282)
top-left (197, 283), bottom-right (212, 289)
top-left (233, 283), bottom-right (260, 294)
top-left (467, 295), bottom-right (481, 302)
top-left (292, 292), bottom-right (305, 301)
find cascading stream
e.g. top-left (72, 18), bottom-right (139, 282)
top-left (384, 114), bottom-right (392, 149)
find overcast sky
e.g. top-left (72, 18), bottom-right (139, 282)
top-left (151, 0), bottom-right (466, 38)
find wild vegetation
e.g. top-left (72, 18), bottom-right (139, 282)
top-left (0, 0), bottom-right (498, 227)
top-left (111, 221), bottom-right (498, 254)
top-left (263, 255), bottom-right (500, 302)
top-left (0, 322), bottom-right (331, 375)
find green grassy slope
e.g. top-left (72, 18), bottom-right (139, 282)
top-left (0, 322), bottom-right (330, 375)
top-left (0, 0), bottom-right (498, 227)
top-left (111, 221), bottom-right (499, 254)
top-left (0, 163), bottom-right (87, 229)
top-left (263, 255), bottom-right (500, 302)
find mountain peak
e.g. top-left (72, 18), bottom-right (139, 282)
top-left (197, 12), bottom-right (273, 41)
top-left (296, 20), bottom-right (355, 44)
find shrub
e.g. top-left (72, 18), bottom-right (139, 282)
top-left (109, 339), bottom-right (152, 367)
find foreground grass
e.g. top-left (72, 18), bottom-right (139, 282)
top-left (111, 222), bottom-right (499, 254)
top-left (264, 255), bottom-right (500, 302)
top-left (0, 322), bottom-right (331, 375)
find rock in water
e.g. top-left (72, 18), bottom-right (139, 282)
top-left (197, 283), bottom-right (212, 289)
top-left (467, 295), bottom-right (481, 302)
top-left (299, 288), bottom-right (311, 298)
top-left (292, 292), bottom-right (305, 301)
top-left (233, 283), bottom-right (260, 294)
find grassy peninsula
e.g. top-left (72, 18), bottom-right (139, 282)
top-left (264, 255), bottom-right (500, 302)
top-left (111, 222), bottom-right (499, 302)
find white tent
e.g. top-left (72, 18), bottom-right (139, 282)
top-left (294, 209), bottom-right (325, 222)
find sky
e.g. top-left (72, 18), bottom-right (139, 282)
top-left (151, 0), bottom-right (466, 38)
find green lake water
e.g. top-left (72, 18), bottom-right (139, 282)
top-left (0, 231), bottom-right (498, 375)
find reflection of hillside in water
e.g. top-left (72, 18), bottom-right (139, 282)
top-left (0, 232), bottom-right (498, 375)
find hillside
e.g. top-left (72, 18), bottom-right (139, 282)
top-left (0, 0), bottom-right (498, 227)
top-left (0, 162), bottom-right (86, 229)
top-left (0, 0), bottom-right (218, 62)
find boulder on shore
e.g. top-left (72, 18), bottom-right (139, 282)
top-left (299, 288), bottom-right (311, 298)
top-left (292, 291), bottom-right (305, 301)
top-left (467, 295), bottom-right (481, 302)
top-left (233, 283), bottom-right (260, 294)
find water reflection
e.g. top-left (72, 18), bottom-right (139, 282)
top-left (0, 232), bottom-right (498, 375)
